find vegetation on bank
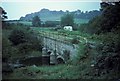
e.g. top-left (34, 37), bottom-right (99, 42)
top-left (2, 24), bottom-right (43, 63)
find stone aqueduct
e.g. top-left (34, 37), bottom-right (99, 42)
top-left (41, 36), bottom-right (79, 65)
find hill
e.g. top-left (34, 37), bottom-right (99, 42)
top-left (19, 8), bottom-right (101, 22)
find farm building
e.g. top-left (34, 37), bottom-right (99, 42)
top-left (63, 26), bottom-right (73, 31)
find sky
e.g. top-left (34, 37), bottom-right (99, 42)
top-left (0, 0), bottom-right (101, 20)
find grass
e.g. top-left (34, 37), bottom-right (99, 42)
top-left (2, 29), bottom-right (12, 38)
top-left (8, 21), bottom-right (32, 26)
top-left (19, 21), bottom-right (32, 26)
top-left (74, 19), bottom-right (89, 24)
top-left (4, 64), bottom-right (80, 79)
top-left (31, 27), bottom-right (103, 45)
top-left (7, 18), bottom-right (89, 26)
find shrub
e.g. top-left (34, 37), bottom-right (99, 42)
top-left (71, 37), bottom-right (79, 44)
top-left (79, 23), bottom-right (88, 33)
top-left (94, 33), bottom-right (120, 76)
top-left (17, 39), bottom-right (43, 55)
top-left (2, 35), bottom-right (19, 59)
top-left (27, 34), bottom-right (43, 52)
top-left (63, 50), bottom-right (70, 61)
top-left (8, 27), bottom-right (43, 55)
top-left (2, 36), bottom-right (12, 58)
top-left (9, 28), bottom-right (27, 45)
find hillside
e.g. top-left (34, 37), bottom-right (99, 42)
top-left (19, 8), bottom-right (101, 21)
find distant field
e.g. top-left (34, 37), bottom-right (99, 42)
top-left (18, 21), bottom-right (32, 26)
top-left (7, 21), bottom-right (32, 26)
top-left (7, 18), bottom-right (89, 26)
top-left (74, 19), bottom-right (89, 24)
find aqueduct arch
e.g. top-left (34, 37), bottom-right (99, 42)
top-left (57, 56), bottom-right (65, 64)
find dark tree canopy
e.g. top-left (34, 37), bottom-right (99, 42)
top-left (85, 1), bottom-right (120, 34)
top-left (9, 28), bottom-right (27, 45)
top-left (100, 1), bottom-right (120, 33)
top-left (0, 7), bottom-right (8, 20)
top-left (32, 16), bottom-right (41, 27)
top-left (60, 13), bottom-right (74, 27)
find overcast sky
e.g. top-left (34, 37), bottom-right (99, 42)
top-left (1, 0), bottom-right (101, 20)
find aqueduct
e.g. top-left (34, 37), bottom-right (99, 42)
top-left (41, 35), bottom-right (79, 65)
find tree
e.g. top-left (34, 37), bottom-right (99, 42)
top-left (0, 7), bottom-right (8, 20)
top-left (1, 7), bottom-right (8, 28)
top-left (32, 16), bottom-right (41, 27)
top-left (9, 28), bottom-right (27, 45)
top-left (84, 1), bottom-right (120, 34)
top-left (100, 1), bottom-right (120, 32)
top-left (60, 13), bottom-right (74, 27)
top-left (9, 27), bottom-right (43, 52)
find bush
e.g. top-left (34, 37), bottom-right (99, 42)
top-left (17, 40), bottom-right (43, 55)
top-left (2, 36), bottom-right (12, 58)
top-left (32, 16), bottom-right (41, 27)
top-left (8, 27), bottom-right (43, 55)
top-left (79, 23), bottom-right (88, 33)
top-left (27, 34), bottom-right (43, 52)
top-left (94, 33), bottom-right (120, 76)
top-left (71, 37), bottom-right (79, 44)
top-left (9, 28), bottom-right (27, 45)
top-left (2, 35), bottom-right (19, 59)
top-left (63, 50), bottom-right (70, 61)
top-left (17, 43), bottom-right (33, 54)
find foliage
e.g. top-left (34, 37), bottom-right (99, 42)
top-left (2, 35), bottom-right (12, 58)
top-left (77, 43), bottom-right (93, 63)
top-left (94, 41), bottom-right (120, 77)
top-left (32, 16), bottom-right (41, 27)
top-left (100, 2), bottom-right (120, 33)
top-left (79, 15), bottom-right (102, 34)
top-left (9, 27), bottom-right (28, 45)
top-left (7, 26), bottom-right (43, 57)
top-left (17, 43), bottom-right (34, 54)
top-left (60, 13), bottom-right (74, 27)
top-left (28, 51), bottom-right (42, 57)
top-left (88, 16), bottom-right (102, 34)
top-left (2, 35), bottom-right (19, 60)
top-left (63, 50), bottom-right (70, 61)
top-left (71, 37), bottom-right (79, 44)
top-left (0, 7), bottom-right (7, 20)
top-left (79, 23), bottom-right (88, 32)
top-left (79, 2), bottom-right (120, 34)
top-left (43, 21), bottom-right (60, 27)
top-left (89, 2), bottom-right (120, 77)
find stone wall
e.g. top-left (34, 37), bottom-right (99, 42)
top-left (43, 37), bottom-right (78, 61)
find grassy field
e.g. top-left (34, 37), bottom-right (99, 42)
top-left (7, 18), bottom-right (89, 26)
top-left (8, 21), bottom-right (32, 26)
top-left (74, 19), bottom-right (89, 24)
top-left (19, 21), bottom-right (32, 26)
